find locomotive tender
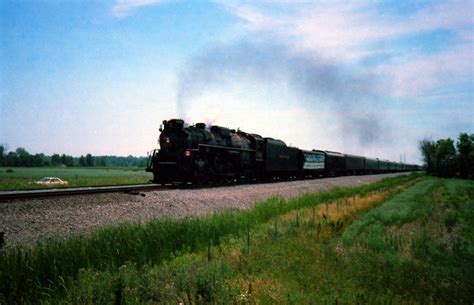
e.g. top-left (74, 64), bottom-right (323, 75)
top-left (146, 119), bottom-right (419, 185)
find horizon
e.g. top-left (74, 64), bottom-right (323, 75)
top-left (1, 1), bottom-right (473, 164)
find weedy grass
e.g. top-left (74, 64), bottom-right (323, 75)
top-left (0, 173), bottom-right (422, 304)
top-left (0, 167), bottom-right (151, 190)
top-left (224, 177), bottom-right (473, 304)
top-left (337, 178), bottom-right (474, 304)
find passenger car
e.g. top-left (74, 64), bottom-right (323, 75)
top-left (34, 177), bottom-right (68, 185)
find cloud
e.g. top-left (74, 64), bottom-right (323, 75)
top-left (224, 1), bottom-right (472, 57)
top-left (222, 1), bottom-right (473, 98)
top-left (111, 0), bottom-right (168, 18)
top-left (374, 42), bottom-right (473, 97)
top-left (221, 2), bottom-right (283, 31)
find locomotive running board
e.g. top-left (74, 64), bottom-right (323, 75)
top-left (197, 144), bottom-right (256, 152)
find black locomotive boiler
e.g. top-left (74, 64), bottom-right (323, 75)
top-left (146, 119), bottom-right (419, 185)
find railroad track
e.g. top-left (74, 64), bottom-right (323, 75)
top-left (0, 184), bottom-right (163, 201)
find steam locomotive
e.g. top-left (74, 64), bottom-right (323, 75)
top-left (146, 119), bottom-right (419, 185)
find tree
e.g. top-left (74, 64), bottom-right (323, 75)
top-left (419, 139), bottom-right (436, 174)
top-left (138, 157), bottom-right (147, 167)
top-left (456, 133), bottom-right (474, 179)
top-left (65, 155), bottom-right (74, 167)
top-left (32, 153), bottom-right (46, 167)
top-left (434, 138), bottom-right (456, 177)
top-left (15, 148), bottom-right (31, 167)
top-left (0, 145), bottom-right (4, 166)
top-left (51, 154), bottom-right (61, 166)
top-left (4, 151), bottom-right (17, 167)
top-left (96, 156), bottom-right (107, 167)
top-left (85, 154), bottom-right (94, 167)
top-left (79, 155), bottom-right (86, 166)
top-left (60, 154), bottom-right (67, 166)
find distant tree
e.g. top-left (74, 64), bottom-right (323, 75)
top-left (65, 155), bottom-right (74, 167)
top-left (79, 155), bottom-right (86, 166)
top-left (434, 138), bottom-right (456, 177)
top-left (16, 148), bottom-right (32, 167)
top-left (4, 151), bottom-right (17, 167)
top-left (456, 133), bottom-right (474, 179)
top-left (85, 153), bottom-right (94, 167)
top-left (32, 153), bottom-right (46, 167)
top-left (0, 145), bottom-right (4, 166)
top-left (51, 154), bottom-right (61, 166)
top-left (0, 147), bottom-right (148, 168)
top-left (57, 154), bottom-right (74, 167)
top-left (60, 154), bottom-right (67, 165)
top-left (138, 157), bottom-right (147, 167)
top-left (96, 156), bottom-right (107, 167)
top-left (419, 139), bottom-right (436, 174)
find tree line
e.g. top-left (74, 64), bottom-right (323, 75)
top-left (419, 133), bottom-right (473, 179)
top-left (0, 146), bottom-right (148, 168)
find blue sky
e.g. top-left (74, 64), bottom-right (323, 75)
top-left (1, 0), bottom-right (472, 163)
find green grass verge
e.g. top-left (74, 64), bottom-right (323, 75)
top-left (0, 173), bottom-right (422, 304)
top-left (334, 178), bottom-right (474, 304)
top-left (0, 167), bottom-right (152, 190)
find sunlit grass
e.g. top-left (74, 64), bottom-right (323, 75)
top-left (0, 167), bottom-right (152, 190)
top-left (222, 177), bottom-right (474, 304)
top-left (215, 178), bottom-right (421, 303)
top-left (278, 179), bottom-right (419, 228)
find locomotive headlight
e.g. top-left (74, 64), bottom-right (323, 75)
top-left (184, 150), bottom-right (192, 157)
top-left (165, 137), bottom-right (170, 144)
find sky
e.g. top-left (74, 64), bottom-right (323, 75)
top-left (1, 0), bottom-right (473, 163)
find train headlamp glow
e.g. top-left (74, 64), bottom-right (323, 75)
top-left (165, 137), bottom-right (170, 144)
top-left (184, 150), bottom-right (192, 157)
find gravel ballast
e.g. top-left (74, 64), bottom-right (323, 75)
top-left (0, 173), bottom-right (408, 247)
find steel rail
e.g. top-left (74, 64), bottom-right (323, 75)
top-left (0, 184), bottom-right (163, 201)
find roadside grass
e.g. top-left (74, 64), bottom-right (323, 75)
top-left (0, 173), bottom-right (421, 304)
top-left (0, 167), bottom-right (152, 190)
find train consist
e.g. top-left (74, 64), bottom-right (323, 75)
top-left (146, 119), bottom-right (419, 185)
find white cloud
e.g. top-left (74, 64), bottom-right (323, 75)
top-left (222, 1), bottom-right (473, 97)
top-left (111, 0), bottom-right (168, 18)
top-left (375, 42), bottom-right (473, 97)
top-left (225, 1), bottom-right (472, 58)
top-left (222, 2), bottom-right (283, 31)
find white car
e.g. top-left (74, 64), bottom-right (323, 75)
top-left (35, 177), bottom-right (68, 185)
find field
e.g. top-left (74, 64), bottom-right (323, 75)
top-left (1, 174), bottom-right (473, 304)
top-left (0, 167), bottom-right (152, 191)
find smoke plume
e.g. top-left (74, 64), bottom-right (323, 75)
top-left (176, 39), bottom-right (385, 147)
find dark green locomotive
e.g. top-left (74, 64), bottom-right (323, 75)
top-left (146, 119), bottom-right (419, 185)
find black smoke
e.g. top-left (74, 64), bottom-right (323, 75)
top-left (176, 39), bottom-right (384, 146)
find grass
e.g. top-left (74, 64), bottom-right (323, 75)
top-left (0, 167), bottom-right (152, 190)
top-left (0, 172), bottom-right (416, 303)
top-left (9, 173), bottom-right (473, 304)
top-left (224, 177), bottom-right (474, 304)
